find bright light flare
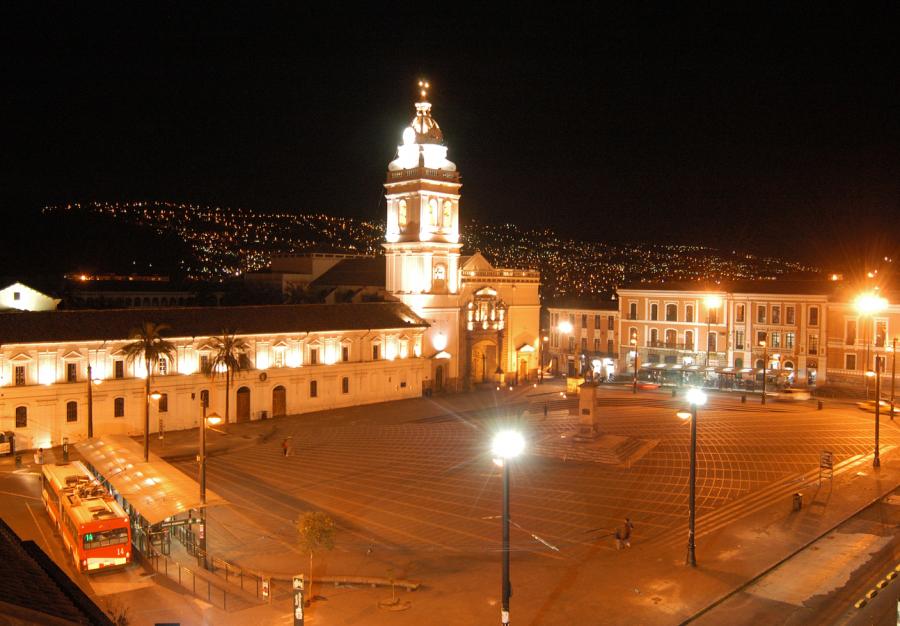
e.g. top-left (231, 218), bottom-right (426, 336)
top-left (206, 413), bottom-right (223, 426)
top-left (491, 430), bottom-right (526, 460)
top-left (676, 411), bottom-right (692, 420)
top-left (704, 295), bottom-right (722, 308)
top-left (855, 293), bottom-right (888, 315)
top-left (686, 388), bottom-right (707, 406)
top-left (557, 320), bottom-right (573, 334)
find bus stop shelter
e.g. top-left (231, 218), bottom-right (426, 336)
top-left (75, 434), bottom-right (225, 557)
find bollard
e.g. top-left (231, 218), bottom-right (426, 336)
top-left (741, 394), bottom-right (746, 403)
top-left (15, 455), bottom-right (21, 469)
top-left (818, 400), bottom-right (823, 410)
top-left (792, 492), bottom-right (803, 511)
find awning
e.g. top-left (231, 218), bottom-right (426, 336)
top-left (75, 434), bottom-right (225, 526)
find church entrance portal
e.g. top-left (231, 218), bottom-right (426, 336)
top-left (272, 385), bottom-right (286, 417)
top-left (236, 386), bottom-right (251, 422)
top-left (471, 340), bottom-right (498, 385)
top-left (435, 366), bottom-right (444, 393)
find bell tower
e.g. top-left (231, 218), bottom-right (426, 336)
top-left (383, 80), bottom-right (462, 296)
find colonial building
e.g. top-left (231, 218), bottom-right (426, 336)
top-left (617, 281), bottom-right (832, 387)
top-left (546, 297), bottom-right (618, 378)
top-left (0, 303), bottom-right (428, 450)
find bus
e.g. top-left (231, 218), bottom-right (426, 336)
top-left (41, 461), bottom-right (132, 573)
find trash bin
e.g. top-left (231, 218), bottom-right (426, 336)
top-left (817, 400), bottom-right (824, 410)
top-left (792, 492), bottom-right (803, 511)
top-left (741, 394), bottom-right (746, 403)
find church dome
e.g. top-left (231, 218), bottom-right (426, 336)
top-left (409, 101), bottom-right (444, 145)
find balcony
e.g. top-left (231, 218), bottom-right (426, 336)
top-left (386, 166), bottom-right (460, 183)
top-left (647, 340), bottom-right (695, 351)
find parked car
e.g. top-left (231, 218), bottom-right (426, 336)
top-left (769, 388), bottom-right (812, 401)
top-left (856, 400), bottom-right (900, 416)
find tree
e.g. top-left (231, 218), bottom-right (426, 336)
top-left (202, 331), bottom-right (253, 424)
top-left (296, 511), bottom-right (336, 605)
top-left (122, 322), bottom-right (176, 461)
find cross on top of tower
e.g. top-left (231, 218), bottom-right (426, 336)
top-left (417, 79), bottom-right (430, 102)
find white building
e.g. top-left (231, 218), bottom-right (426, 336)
top-left (0, 303), bottom-right (428, 450)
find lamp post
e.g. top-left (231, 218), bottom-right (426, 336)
top-left (855, 293), bottom-right (888, 400)
top-left (889, 337), bottom-right (897, 420)
top-left (150, 390), bottom-right (163, 441)
top-left (199, 402), bottom-right (222, 570)
top-left (491, 430), bottom-right (525, 626)
top-left (676, 387), bottom-right (706, 567)
top-left (539, 336), bottom-right (548, 383)
top-left (865, 366), bottom-right (882, 468)
top-left (86, 364), bottom-right (102, 439)
top-left (704, 295), bottom-right (722, 369)
top-left (630, 337), bottom-right (638, 394)
top-left (759, 340), bottom-right (767, 405)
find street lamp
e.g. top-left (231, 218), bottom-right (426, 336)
top-left (676, 387), bottom-right (706, 567)
top-left (86, 364), bottom-right (102, 439)
top-left (704, 295), bottom-right (722, 369)
top-left (865, 367), bottom-right (883, 468)
top-left (491, 430), bottom-right (525, 626)
top-left (855, 292), bottom-right (888, 400)
top-left (888, 338), bottom-right (897, 420)
top-left (759, 340), bottom-right (767, 405)
top-left (539, 336), bottom-right (548, 383)
top-left (198, 400), bottom-right (222, 569)
top-left (630, 337), bottom-right (639, 394)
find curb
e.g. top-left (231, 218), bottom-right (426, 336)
top-left (679, 457), bottom-right (899, 625)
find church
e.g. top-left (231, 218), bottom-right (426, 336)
top-left (351, 82), bottom-right (541, 391)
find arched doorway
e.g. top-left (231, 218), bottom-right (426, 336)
top-left (435, 366), bottom-right (444, 393)
top-left (236, 387), bottom-right (251, 422)
top-left (471, 340), bottom-right (497, 384)
top-left (272, 385), bottom-right (286, 417)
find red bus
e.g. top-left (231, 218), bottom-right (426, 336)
top-left (41, 461), bottom-right (132, 573)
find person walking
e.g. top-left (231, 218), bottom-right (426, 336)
top-left (543, 401), bottom-right (549, 420)
top-left (615, 518), bottom-right (634, 550)
top-left (282, 438), bottom-right (290, 457)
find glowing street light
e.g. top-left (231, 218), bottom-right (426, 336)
top-left (676, 388), bottom-right (707, 567)
top-left (491, 430), bottom-right (525, 626)
top-left (630, 337), bottom-right (639, 394)
top-left (855, 292), bottom-right (888, 400)
top-left (865, 367), bottom-right (884, 468)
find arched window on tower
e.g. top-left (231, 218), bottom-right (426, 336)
top-left (398, 199), bottom-right (408, 227)
top-left (442, 200), bottom-right (452, 228)
top-left (428, 198), bottom-right (438, 227)
top-left (433, 264), bottom-right (446, 291)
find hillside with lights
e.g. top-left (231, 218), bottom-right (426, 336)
top-left (41, 201), bottom-right (817, 299)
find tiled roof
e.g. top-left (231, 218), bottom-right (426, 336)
top-left (308, 257), bottom-right (385, 288)
top-left (0, 517), bottom-right (114, 625)
top-left (619, 279), bottom-right (837, 296)
top-left (545, 296), bottom-right (619, 311)
top-left (0, 302), bottom-right (427, 345)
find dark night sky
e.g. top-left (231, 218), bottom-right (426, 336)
top-left (4, 7), bottom-right (898, 268)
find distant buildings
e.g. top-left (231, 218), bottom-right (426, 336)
top-left (546, 297), bottom-right (619, 378)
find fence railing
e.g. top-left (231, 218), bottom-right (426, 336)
top-left (171, 523), bottom-right (266, 601)
top-left (141, 547), bottom-right (230, 610)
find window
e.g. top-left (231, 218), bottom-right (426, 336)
top-left (158, 357), bottom-right (168, 376)
top-left (341, 377), bottom-right (349, 394)
top-left (158, 393), bottom-right (168, 413)
top-left (735, 304), bottom-right (744, 323)
top-left (581, 338), bottom-right (587, 351)
top-left (442, 200), bottom-right (452, 227)
top-left (15, 406), bottom-right (26, 428)
top-left (650, 303), bottom-right (659, 321)
top-left (771, 306), bottom-right (780, 324)
top-left (372, 344), bottom-right (380, 360)
top-left (310, 380), bottom-right (318, 398)
top-left (114, 397), bottom-right (125, 418)
top-left (708, 307), bottom-right (719, 324)
top-left (808, 334), bottom-right (819, 355)
top-left (200, 389), bottom-right (209, 408)
top-left (665, 304), bottom-right (677, 322)
top-left (67, 363), bottom-right (77, 383)
top-left (66, 401), bottom-right (78, 423)
top-left (593, 338), bottom-right (600, 351)
top-left (771, 332), bottom-right (781, 348)
top-left (114, 360), bottom-right (125, 379)
top-left (708, 332), bottom-right (717, 352)
top-left (735, 357), bottom-right (743, 369)
top-left (342, 346), bottom-right (350, 362)
top-left (13, 291), bottom-right (20, 301)
top-left (809, 306), bottom-right (819, 326)
top-left (428, 198), bottom-right (438, 226)
top-left (845, 320), bottom-right (857, 346)
top-left (568, 336), bottom-right (575, 352)
top-left (15, 366), bottom-right (25, 386)
top-left (685, 330), bottom-right (694, 349)
top-left (686, 305), bottom-right (694, 323)
top-left (433, 264), bottom-right (446, 282)
top-left (786, 332), bottom-right (795, 350)
top-left (309, 348), bottom-right (318, 365)
top-left (757, 331), bottom-right (767, 345)
top-left (845, 354), bottom-right (857, 370)
top-left (398, 199), bottom-right (407, 226)
top-left (581, 314), bottom-right (587, 328)
top-left (735, 330), bottom-right (745, 350)
top-left (757, 305), bottom-right (766, 323)
top-left (274, 350), bottom-right (285, 368)
top-left (875, 320), bottom-right (887, 348)
top-left (607, 339), bottom-right (614, 354)
top-left (650, 328), bottom-right (659, 345)
top-left (594, 316), bottom-right (601, 330)
top-left (629, 303), bottom-right (637, 320)
top-left (608, 316), bottom-right (615, 330)
top-left (569, 314), bottom-right (575, 326)
top-left (786, 306), bottom-right (795, 325)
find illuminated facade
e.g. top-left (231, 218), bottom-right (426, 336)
top-left (383, 86), bottom-right (541, 390)
top-left (546, 298), bottom-right (619, 378)
top-left (0, 304), bottom-right (428, 450)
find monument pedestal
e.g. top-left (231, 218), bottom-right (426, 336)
top-left (573, 380), bottom-right (600, 442)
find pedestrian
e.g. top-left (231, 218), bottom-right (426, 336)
top-left (282, 438), bottom-right (289, 457)
top-left (615, 518), bottom-right (634, 550)
top-left (543, 402), bottom-right (549, 420)
top-left (33, 448), bottom-right (40, 465)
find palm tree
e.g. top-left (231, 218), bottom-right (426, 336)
top-left (122, 322), bottom-right (176, 461)
top-left (202, 331), bottom-right (253, 424)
